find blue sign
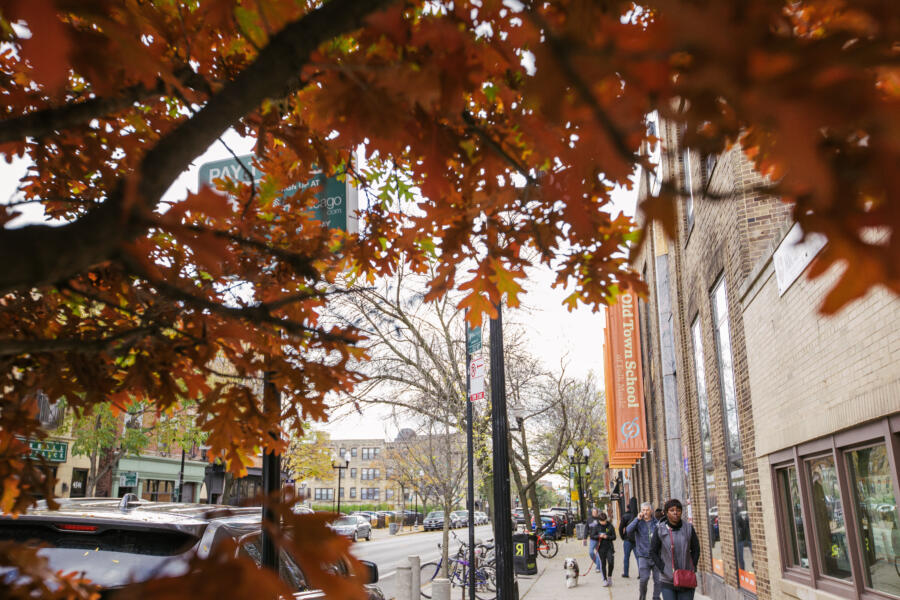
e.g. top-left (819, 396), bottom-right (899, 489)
top-left (197, 155), bottom-right (357, 232)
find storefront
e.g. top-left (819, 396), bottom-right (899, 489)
top-left (112, 455), bottom-right (207, 502)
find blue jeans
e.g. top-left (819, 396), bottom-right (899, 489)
top-left (638, 557), bottom-right (661, 600)
top-left (623, 539), bottom-right (635, 576)
top-left (661, 587), bottom-right (695, 600)
top-left (588, 539), bottom-right (602, 570)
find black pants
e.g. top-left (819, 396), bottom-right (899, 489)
top-left (599, 552), bottom-right (615, 579)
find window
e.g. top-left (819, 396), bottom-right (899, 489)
top-left (771, 419), bottom-right (900, 598)
top-left (37, 391), bottom-right (64, 430)
top-left (704, 154), bottom-right (717, 186)
top-left (314, 488), bottom-right (334, 501)
top-left (807, 454), bottom-right (852, 580)
top-left (374, 469), bottom-right (380, 479)
top-left (386, 467), bottom-right (394, 480)
top-left (711, 279), bottom-right (755, 591)
top-left (362, 448), bottom-right (373, 460)
top-left (339, 487), bottom-right (344, 498)
top-left (361, 488), bottom-right (380, 500)
top-left (142, 479), bottom-right (174, 502)
top-left (350, 447), bottom-right (358, 457)
top-left (847, 443), bottom-right (900, 596)
top-left (776, 465), bottom-right (809, 569)
top-left (645, 111), bottom-right (662, 196)
top-left (350, 487), bottom-right (356, 498)
top-left (339, 447), bottom-right (346, 457)
top-left (683, 147), bottom-right (694, 231)
top-left (350, 468), bottom-right (357, 478)
top-left (691, 318), bottom-right (723, 576)
top-left (386, 489), bottom-right (394, 500)
top-left (374, 447), bottom-right (381, 458)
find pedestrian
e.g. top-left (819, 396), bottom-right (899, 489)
top-left (655, 508), bottom-right (665, 523)
top-left (619, 497), bottom-right (638, 578)
top-left (650, 499), bottom-right (700, 600)
top-left (626, 501), bottom-right (662, 600)
top-left (584, 508), bottom-right (603, 574)
top-left (595, 511), bottom-right (617, 586)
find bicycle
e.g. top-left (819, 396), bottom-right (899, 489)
top-left (420, 533), bottom-right (496, 600)
top-left (535, 528), bottom-right (558, 559)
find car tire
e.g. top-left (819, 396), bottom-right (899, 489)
top-left (352, 531), bottom-right (358, 542)
top-left (367, 528), bottom-right (372, 541)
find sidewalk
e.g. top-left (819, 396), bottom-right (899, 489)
top-left (518, 536), bottom-right (712, 600)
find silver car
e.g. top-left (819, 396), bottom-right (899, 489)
top-left (331, 514), bottom-right (373, 542)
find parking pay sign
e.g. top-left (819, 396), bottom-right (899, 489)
top-left (469, 356), bottom-right (485, 402)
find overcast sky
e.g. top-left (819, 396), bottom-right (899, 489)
top-left (1, 130), bottom-right (637, 442)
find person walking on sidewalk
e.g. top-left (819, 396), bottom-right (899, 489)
top-left (585, 508), bottom-right (604, 574)
top-left (650, 499), bottom-right (700, 600)
top-left (595, 512), bottom-right (617, 586)
top-left (626, 502), bottom-right (662, 600)
top-left (619, 497), bottom-right (638, 578)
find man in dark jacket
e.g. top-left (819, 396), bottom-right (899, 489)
top-left (619, 497), bottom-right (638, 577)
top-left (650, 499), bottom-right (701, 600)
top-left (584, 508), bottom-right (604, 574)
top-left (626, 502), bottom-right (661, 600)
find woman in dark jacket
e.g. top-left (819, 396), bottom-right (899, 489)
top-left (650, 499), bottom-right (700, 600)
top-left (596, 512), bottom-right (617, 586)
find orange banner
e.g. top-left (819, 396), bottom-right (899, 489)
top-left (605, 289), bottom-right (648, 455)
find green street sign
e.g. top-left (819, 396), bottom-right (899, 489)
top-left (28, 439), bottom-right (67, 462)
top-left (119, 471), bottom-right (138, 487)
top-left (197, 154), bottom-right (358, 232)
top-left (467, 325), bottom-right (482, 354)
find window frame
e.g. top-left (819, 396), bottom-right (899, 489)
top-left (769, 417), bottom-right (900, 600)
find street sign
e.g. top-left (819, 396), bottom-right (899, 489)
top-left (466, 325), bottom-right (482, 354)
top-left (197, 154), bottom-right (358, 233)
top-left (119, 471), bottom-right (138, 487)
top-left (468, 356), bottom-right (485, 402)
top-left (571, 489), bottom-right (579, 501)
top-left (27, 439), bottom-right (67, 462)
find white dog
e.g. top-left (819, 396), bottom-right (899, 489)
top-left (563, 557), bottom-right (580, 588)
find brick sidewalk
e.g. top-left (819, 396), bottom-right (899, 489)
top-left (518, 536), bottom-right (712, 600)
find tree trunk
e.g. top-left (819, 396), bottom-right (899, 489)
top-left (441, 500), bottom-right (451, 578)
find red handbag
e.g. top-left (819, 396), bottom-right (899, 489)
top-left (669, 525), bottom-right (698, 589)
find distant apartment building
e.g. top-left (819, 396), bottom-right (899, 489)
top-left (614, 111), bottom-right (900, 600)
top-left (300, 437), bottom-right (395, 507)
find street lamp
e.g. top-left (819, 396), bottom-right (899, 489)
top-left (567, 445), bottom-right (590, 523)
top-left (332, 454), bottom-right (350, 515)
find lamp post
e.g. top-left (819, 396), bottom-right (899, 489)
top-left (567, 445), bottom-right (590, 523)
top-left (332, 454), bottom-right (350, 515)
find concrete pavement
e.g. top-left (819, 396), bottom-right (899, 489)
top-left (519, 536), bottom-right (712, 600)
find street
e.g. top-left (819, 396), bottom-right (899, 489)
top-left (350, 525), bottom-right (494, 599)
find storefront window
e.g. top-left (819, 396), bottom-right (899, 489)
top-left (847, 444), bottom-right (900, 596)
top-left (807, 455), bottom-right (852, 580)
top-left (711, 279), bottom-right (755, 591)
top-left (691, 318), bottom-right (723, 575)
top-left (142, 479), bottom-right (174, 502)
top-left (777, 466), bottom-right (809, 568)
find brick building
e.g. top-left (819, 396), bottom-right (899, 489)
top-left (623, 111), bottom-right (900, 599)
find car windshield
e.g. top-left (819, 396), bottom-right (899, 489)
top-left (426, 512), bottom-right (443, 518)
top-left (333, 517), bottom-right (356, 526)
top-left (0, 521), bottom-right (198, 588)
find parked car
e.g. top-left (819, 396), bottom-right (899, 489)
top-left (450, 510), bottom-right (468, 528)
top-left (0, 496), bottom-right (383, 599)
top-left (331, 515), bottom-right (373, 541)
top-left (533, 515), bottom-right (560, 539)
top-left (512, 508), bottom-right (526, 525)
top-left (423, 511), bottom-right (445, 531)
top-left (474, 511), bottom-right (489, 525)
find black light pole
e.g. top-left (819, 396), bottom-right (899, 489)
top-left (465, 312), bottom-right (476, 600)
top-left (176, 447), bottom-right (186, 502)
top-left (567, 445), bottom-right (590, 523)
top-left (261, 370), bottom-right (281, 571)
top-left (489, 304), bottom-right (515, 600)
top-left (332, 455), bottom-right (350, 515)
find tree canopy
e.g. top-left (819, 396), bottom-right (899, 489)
top-left (0, 0), bottom-right (896, 597)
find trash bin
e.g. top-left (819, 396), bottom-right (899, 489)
top-left (377, 515), bottom-right (386, 528)
top-left (575, 522), bottom-right (587, 540)
top-left (389, 522), bottom-right (400, 535)
top-left (512, 532), bottom-right (538, 575)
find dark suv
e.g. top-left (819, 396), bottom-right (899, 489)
top-left (0, 495), bottom-right (383, 599)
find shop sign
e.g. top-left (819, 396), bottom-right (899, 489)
top-left (119, 471), bottom-right (138, 487)
top-left (28, 439), bottom-right (67, 462)
top-left (604, 288), bottom-right (649, 457)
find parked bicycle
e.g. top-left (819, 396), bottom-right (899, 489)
top-left (535, 528), bottom-right (558, 559)
top-left (419, 532), bottom-right (496, 600)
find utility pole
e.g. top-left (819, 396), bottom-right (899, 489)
top-left (177, 448), bottom-right (185, 502)
top-left (490, 304), bottom-right (515, 600)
